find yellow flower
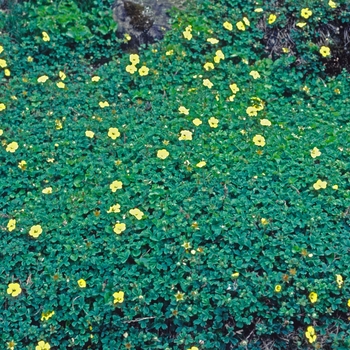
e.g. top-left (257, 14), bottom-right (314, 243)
top-left (255, 8), bottom-right (264, 12)
top-left (223, 21), bottom-right (233, 31)
top-left (207, 38), bottom-right (219, 44)
top-left (236, 21), bottom-right (245, 31)
top-left (0, 58), bottom-right (7, 68)
top-left (107, 204), bottom-right (121, 213)
top-left (175, 291), bottom-right (185, 301)
top-left (108, 127), bottom-right (120, 140)
top-left (253, 135), bottom-right (266, 147)
top-left (110, 180), bottom-right (123, 192)
top-left (42, 31), bottom-right (50, 42)
top-left (268, 14), bottom-right (277, 24)
top-left (0, 129), bottom-right (3, 135)
top-left (126, 64), bottom-right (137, 74)
top-left (91, 76), bottom-right (100, 82)
top-left (302, 85), bottom-right (310, 93)
top-left (129, 208), bottom-right (144, 220)
top-left (282, 47), bottom-right (290, 53)
top-left (55, 119), bottom-right (63, 130)
top-left (139, 66), bottom-right (149, 76)
top-left (203, 79), bottom-right (213, 89)
top-left (99, 101), bottom-right (109, 108)
top-left (243, 17), bottom-right (250, 26)
top-left (305, 326), bottom-right (316, 344)
top-left (179, 106), bottom-right (189, 115)
top-left (130, 54), bottom-right (140, 65)
top-left (4, 69), bottom-right (10, 77)
top-left (336, 274), bottom-right (343, 288)
top-left (310, 147), bottom-right (321, 158)
top-left (0, 103), bottom-right (6, 111)
top-left (41, 311), bottom-right (55, 321)
top-left (260, 119), bottom-right (271, 126)
top-left (27, 56), bottom-right (33, 62)
top-left (261, 218), bottom-right (268, 225)
top-left (332, 185), bottom-right (338, 190)
top-left (59, 71), bottom-right (66, 80)
top-left (347, 299), bottom-right (350, 307)
top-left (114, 222), bottom-right (126, 234)
top-left (124, 33), bottom-right (131, 41)
top-left (77, 279), bottom-right (86, 288)
top-left (7, 219), bottom-right (16, 232)
top-left (37, 75), bottom-right (49, 83)
top-left (328, 0), bottom-right (337, 8)
top-left (157, 149), bottom-right (169, 159)
top-left (8, 340), bottom-right (16, 350)
top-left (301, 8), bottom-right (312, 19)
top-left (296, 22), bottom-right (307, 28)
top-left (85, 130), bottom-right (94, 138)
top-left (42, 187), bottom-right (52, 194)
top-left (6, 141), bottom-right (19, 153)
top-left (29, 225), bottom-right (42, 238)
top-left (228, 84), bottom-right (239, 95)
top-left (203, 62), bottom-right (214, 71)
top-left (0, 45), bottom-right (3, 53)
top-left (216, 50), bottom-right (225, 60)
top-left (275, 285), bottom-right (282, 292)
top-left (188, 347), bottom-right (199, 350)
top-left (313, 179), bottom-right (327, 190)
top-left (7, 283), bottom-right (21, 297)
top-left (56, 82), bottom-right (65, 89)
top-left (231, 272), bottom-right (240, 279)
top-left (320, 46), bottom-right (331, 57)
top-left (213, 55), bottom-right (221, 64)
top-left (309, 292), bottom-right (318, 303)
top-left (113, 291), bottom-right (124, 303)
top-left (208, 117), bottom-right (219, 128)
top-left (249, 70), bottom-right (260, 79)
top-left (179, 130), bottom-right (193, 141)
top-left (182, 30), bottom-right (192, 40)
top-left (18, 160), bottom-right (27, 170)
top-left (182, 241), bottom-right (191, 249)
top-left (196, 161), bottom-right (206, 168)
top-left (246, 106), bottom-right (258, 116)
top-left (35, 340), bottom-right (50, 350)
top-left (192, 118), bottom-right (202, 126)
top-left (47, 158), bottom-right (55, 163)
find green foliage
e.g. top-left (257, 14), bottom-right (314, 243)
top-left (1, 0), bottom-right (350, 349)
top-left (1, 0), bottom-right (119, 65)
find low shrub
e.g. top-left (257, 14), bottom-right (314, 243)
top-left (1, 0), bottom-right (350, 349)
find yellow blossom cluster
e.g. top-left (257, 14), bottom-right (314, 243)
top-left (126, 54), bottom-right (149, 76)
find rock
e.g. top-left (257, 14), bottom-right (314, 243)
top-left (112, 0), bottom-right (187, 50)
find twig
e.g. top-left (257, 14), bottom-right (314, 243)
top-left (123, 316), bottom-right (155, 323)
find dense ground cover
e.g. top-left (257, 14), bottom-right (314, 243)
top-left (1, 0), bottom-right (350, 349)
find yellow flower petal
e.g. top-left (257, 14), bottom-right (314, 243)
top-left (37, 75), bottom-right (49, 83)
top-left (113, 223), bottom-right (126, 234)
top-left (42, 31), bottom-right (50, 41)
top-left (85, 130), bottom-right (94, 138)
top-left (157, 149), bottom-right (169, 159)
top-left (223, 21), bottom-right (233, 31)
